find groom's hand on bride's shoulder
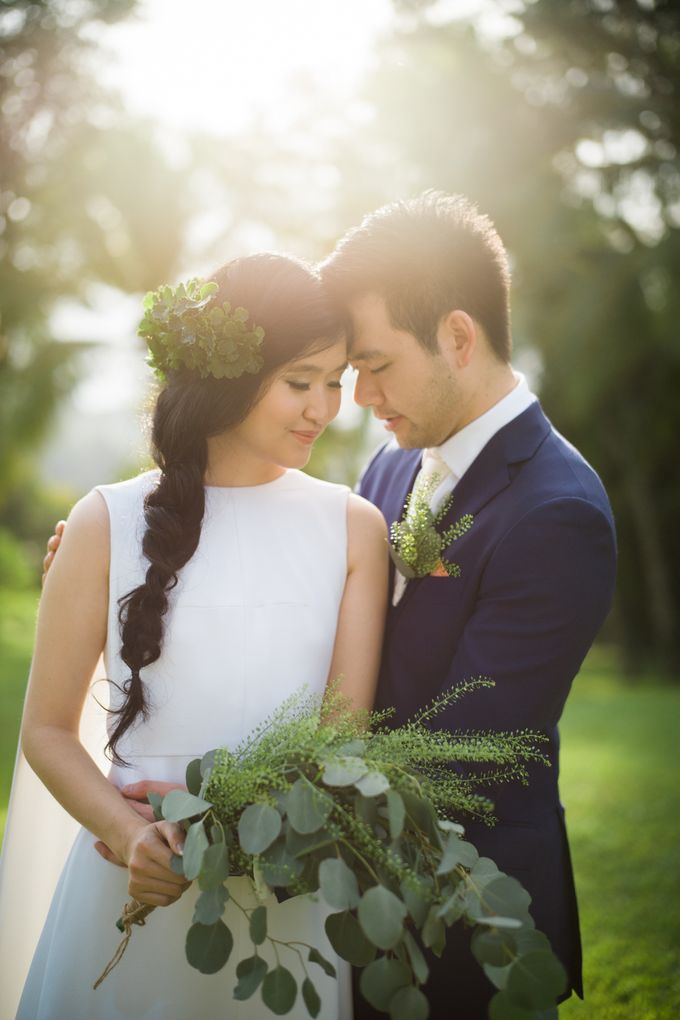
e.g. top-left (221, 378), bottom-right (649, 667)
top-left (93, 780), bottom-right (188, 867)
top-left (41, 520), bottom-right (65, 585)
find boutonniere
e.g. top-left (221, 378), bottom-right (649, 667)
top-left (389, 476), bottom-right (473, 579)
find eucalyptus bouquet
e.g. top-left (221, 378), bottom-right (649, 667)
top-left (97, 679), bottom-right (567, 1019)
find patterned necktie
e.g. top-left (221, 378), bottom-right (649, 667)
top-left (393, 449), bottom-right (453, 605)
top-left (406, 448), bottom-right (452, 520)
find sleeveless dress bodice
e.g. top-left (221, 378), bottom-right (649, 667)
top-left (11, 468), bottom-right (353, 1020)
top-left (101, 468), bottom-right (349, 770)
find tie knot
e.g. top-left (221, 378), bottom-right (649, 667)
top-left (418, 448), bottom-right (450, 486)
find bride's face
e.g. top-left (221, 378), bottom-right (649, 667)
top-left (226, 339), bottom-right (347, 469)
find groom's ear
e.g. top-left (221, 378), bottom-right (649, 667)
top-left (436, 309), bottom-right (478, 369)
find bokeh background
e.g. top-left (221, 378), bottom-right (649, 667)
top-left (1, 1), bottom-right (679, 1016)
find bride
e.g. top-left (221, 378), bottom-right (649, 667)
top-left (2, 253), bottom-right (388, 1019)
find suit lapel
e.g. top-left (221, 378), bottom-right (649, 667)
top-left (391, 403), bottom-right (552, 612)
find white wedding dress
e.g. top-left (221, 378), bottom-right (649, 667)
top-left (0, 468), bottom-right (353, 1020)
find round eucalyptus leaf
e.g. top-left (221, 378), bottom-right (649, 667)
top-left (422, 905), bottom-right (446, 956)
top-left (261, 965), bottom-right (297, 1015)
top-left (249, 904), bottom-right (267, 946)
top-left (437, 888), bottom-right (464, 925)
top-left (260, 837), bottom-right (304, 887)
top-left (185, 919), bottom-right (233, 974)
top-left (484, 961), bottom-right (512, 992)
top-left (325, 911), bottom-right (376, 966)
top-left (400, 791), bottom-right (441, 844)
top-left (286, 777), bottom-right (333, 834)
top-left (336, 739), bottom-right (366, 756)
top-left (308, 947), bottom-right (336, 978)
top-left (319, 857), bottom-right (360, 911)
top-left (169, 853), bottom-right (185, 876)
top-left (146, 791), bottom-right (164, 822)
top-left (386, 790), bottom-right (406, 840)
top-left (470, 857), bottom-right (501, 886)
top-left (286, 824), bottom-right (334, 859)
top-left (185, 757), bottom-right (203, 795)
top-left (513, 928), bottom-right (551, 955)
top-left (403, 930), bottom-right (429, 985)
top-left (438, 819), bottom-right (465, 835)
top-left (505, 950), bottom-right (567, 1011)
top-left (234, 954), bottom-right (268, 1001)
top-left (302, 977), bottom-right (321, 1019)
top-left (192, 885), bottom-right (228, 926)
top-left (322, 756), bottom-right (368, 787)
top-left (200, 748), bottom-right (217, 778)
top-left (476, 876), bottom-right (532, 924)
top-left (161, 789), bottom-right (212, 823)
top-left (488, 990), bottom-right (534, 1020)
top-left (400, 880), bottom-right (429, 928)
top-left (359, 957), bottom-right (411, 1011)
top-left (471, 927), bottom-right (517, 967)
top-left (354, 771), bottom-right (390, 797)
top-left (358, 885), bottom-right (407, 950)
top-left (183, 820), bottom-right (209, 881)
top-left (198, 842), bottom-right (230, 891)
top-left (238, 802), bottom-right (282, 855)
top-left (389, 984), bottom-right (430, 1020)
top-left (436, 834), bottom-right (479, 875)
top-left (475, 915), bottom-right (523, 930)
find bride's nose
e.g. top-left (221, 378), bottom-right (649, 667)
top-left (303, 388), bottom-right (334, 426)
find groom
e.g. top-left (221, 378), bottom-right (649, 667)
top-left (320, 192), bottom-right (617, 1018)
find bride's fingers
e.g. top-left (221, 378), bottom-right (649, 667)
top-left (128, 801), bottom-right (155, 822)
top-left (94, 840), bottom-right (126, 867)
top-left (128, 872), bottom-right (189, 906)
top-left (120, 780), bottom-right (187, 801)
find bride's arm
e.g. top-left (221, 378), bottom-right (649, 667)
top-left (325, 493), bottom-right (389, 712)
top-left (21, 490), bottom-right (189, 906)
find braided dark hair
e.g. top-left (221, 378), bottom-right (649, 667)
top-left (106, 253), bottom-right (343, 765)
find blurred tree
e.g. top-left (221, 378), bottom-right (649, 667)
top-left (348, 0), bottom-right (680, 674)
top-left (0, 0), bottom-right (192, 500)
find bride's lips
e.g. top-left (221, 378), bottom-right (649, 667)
top-left (290, 429), bottom-right (321, 445)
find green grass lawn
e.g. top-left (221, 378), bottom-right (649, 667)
top-left (1, 590), bottom-right (679, 1017)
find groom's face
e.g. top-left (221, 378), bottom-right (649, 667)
top-left (347, 292), bottom-right (460, 449)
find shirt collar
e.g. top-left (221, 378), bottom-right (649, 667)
top-left (429, 371), bottom-right (537, 482)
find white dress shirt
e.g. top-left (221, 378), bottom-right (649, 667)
top-left (393, 371), bottom-right (537, 603)
top-left (427, 370), bottom-right (537, 510)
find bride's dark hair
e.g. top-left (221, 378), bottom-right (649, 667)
top-left (106, 253), bottom-right (343, 766)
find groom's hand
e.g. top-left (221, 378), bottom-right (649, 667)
top-left (94, 780), bottom-right (188, 867)
top-left (42, 520), bottom-right (65, 585)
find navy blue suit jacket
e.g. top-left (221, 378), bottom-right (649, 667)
top-left (355, 401), bottom-right (617, 1019)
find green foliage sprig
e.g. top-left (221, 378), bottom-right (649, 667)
top-left (98, 681), bottom-right (565, 1019)
top-left (138, 278), bottom-right (265, 382)
top-left (389, 475), bottom-right (474, 580)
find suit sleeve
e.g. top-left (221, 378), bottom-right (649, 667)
top-left (355, 440), bottom-right (391, 497)
top-left (436, 496), bottom-right (617, 733)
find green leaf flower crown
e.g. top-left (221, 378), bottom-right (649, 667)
top-left (138, 278), bottom-right (265, 382)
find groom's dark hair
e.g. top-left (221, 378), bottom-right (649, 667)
top-left (320, 191), bottom-right (512, 362)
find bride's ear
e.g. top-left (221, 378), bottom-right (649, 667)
top-left (436, 310), bottom-right (478, 369)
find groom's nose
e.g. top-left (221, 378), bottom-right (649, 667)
top-left (353, 369), bottom-right (381, 409)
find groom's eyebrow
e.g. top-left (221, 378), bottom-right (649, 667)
top-left (348, 349), bottom-right (384, 363)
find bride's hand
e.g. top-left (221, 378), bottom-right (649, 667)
top-left (93, 780), bottom-right (188, 866)
top-left (124, 820), bottom-right (191, 908)
top-left (120, 779), bottom-right (188, 822)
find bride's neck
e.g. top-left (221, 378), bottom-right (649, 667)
top-left (203, 435), bottom-right (285, 488)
